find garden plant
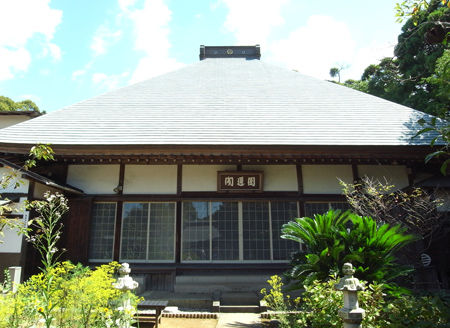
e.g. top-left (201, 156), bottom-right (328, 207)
top-left (0, 192), bottom-right (140, 328)
top-left (281, 209), bottom-right (415, 293)
top-left (261, 274), bottom-right (450, 328)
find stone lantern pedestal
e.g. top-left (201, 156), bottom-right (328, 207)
top-left (113, 263), bottom-right (139, 328)
top-left (335, 263), bottom-right (365, 328)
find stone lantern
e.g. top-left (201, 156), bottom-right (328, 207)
top-left (334, 263), bottom-right (365, 328)
top-left (113, 263), bottom-right (139, 328)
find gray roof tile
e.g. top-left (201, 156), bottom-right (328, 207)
top-left (0, 58), bottom-right (437, 146)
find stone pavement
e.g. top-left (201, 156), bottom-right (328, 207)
top-left (216, 313), bottom-right (262, 328)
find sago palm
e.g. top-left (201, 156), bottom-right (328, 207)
top-left (281, 209), bottom-right (415, 289)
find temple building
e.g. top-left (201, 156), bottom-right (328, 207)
top-left (0, 45), bottom-right (444, 293)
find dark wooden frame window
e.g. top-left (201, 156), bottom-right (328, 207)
top-left (88, 202), bottom-right (117, 262)
top-left (181, 200), bottom-right (300, 263)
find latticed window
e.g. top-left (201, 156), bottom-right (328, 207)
top-left (304, 202), bottom-right (350, 217)
top-left (120, 202), bottom-right (176, 262)
top-left (89, 202), bottom-right (116, 261)
top-left (182, 200), bottom-right (300, 262)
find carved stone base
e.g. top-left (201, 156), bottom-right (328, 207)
top-left (338, 307), bottom-right (365, 328)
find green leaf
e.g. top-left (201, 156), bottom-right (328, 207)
top-left (425, 150), bottom-right (445, 163)
top-left (413, 127), bottom-right (435, 139)
top-left (440, 158), bottom-right (450, 175)
top-left (430, 136), bottom-right (439, 147)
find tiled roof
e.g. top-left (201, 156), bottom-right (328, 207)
top-left (0, 58), bottom-right (436, 146)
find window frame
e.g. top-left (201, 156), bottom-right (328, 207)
top-left (88, 202), bottom-right (117, 263)
top-left (181, 200), bottom-right (301, 263)
top-left (119, 201), bottom-right (177, 263)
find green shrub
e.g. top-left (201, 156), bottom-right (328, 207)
top-left (260, 275), bottom-right (301, 328)
top-left (261, 275), bottom-right (450, 328)
top-left (281, 210), bottom-right (415, 292)
top-left (0, 261), bottom-right (140, 328)
top-left (297, 278), bottom-right (387, 328)
top-left (386, 293), bottom-right (450, 328)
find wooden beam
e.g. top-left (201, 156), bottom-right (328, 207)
top-left (113, 201), bottom-right (123, 261)
top-left (352, 164), bottom-right (359, 183)
top-left (113, 163), bottom-right (125, 261)
top-left (118, 163), bottom-right (125, 195)
top-left (175, 164), bottom-right (182, 263)
top-left (296, 164), bottom-right (303, 195)
top-left (0, 144), bottom-right (434, 160)
top-left (175, 202), bottom-right (182, 264)
top-left (177, 164), bottom-right (182, 196)
top-left (90, 192), bottom-right (346, 202)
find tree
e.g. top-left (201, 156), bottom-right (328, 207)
top-left (360, 57), bottom-right (408, 104)
top-left (395, 0), bottom-right (449, 25)
top-left (0, 96), bottom-right (42, 113)
top-left (329, 67), bottom-right (341, 83)
top-left (394, 1), bottom-right (449, 116)
top-left (340, 177), bottom-right (443, 242)
top-left (341, 79), bottom-right (369, 93)
top-left (339, 1), bottom-right (449, 117)
top-left (414, 113), bottom-right (449, 174)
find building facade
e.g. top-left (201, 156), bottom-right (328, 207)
top-left (0, 46), bottom-right (443, 292)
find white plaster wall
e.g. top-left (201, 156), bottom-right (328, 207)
top-left (0, 198), bottom-right (27, 253)
top-left (0, 167), bottom-right (29, 193)
top-left (0, 222), bottom-right (24, 253)
top-left (0, 116), bottom-right (30, 129)
top-left (358, 165), bottom-right (409, 190)
top-left (67, 165), bottom-right (120, 194)
top-left (33, 182), bottom-right (61, 199)
top-left (242, 165), bottom-right (298, 191)
top-left (182, 165), bottom-right (235, 192)
top-left (124, 165), bottom-right (177, 194)
top-left (302, 165), bottom-right (353, 194)
top-left (9, 198), bottom-right (27, 215)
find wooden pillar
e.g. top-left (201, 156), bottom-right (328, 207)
top-left (175, 164), bottom-right (182, 263)
top-left (113, 163), bottom-right (125, 261)
top-left (296, 164), bottom-right (305, 218)
top-left (351, 164), bottom-right (359, 183)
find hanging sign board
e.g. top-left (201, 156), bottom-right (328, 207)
top-left (217, 171), bottom-right (263, 192)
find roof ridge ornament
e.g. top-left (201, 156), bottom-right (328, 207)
top-left (199, 45), bottom-right (261, 60)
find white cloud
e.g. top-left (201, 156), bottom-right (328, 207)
top-left (92, 73), bottom-right (108, 85)
top-left (91, 25), bottom-right (123, 56)
top-left (268, 15), bottom-right (356, 80)
top-left (118, 0), bottom-right (137, 11)
top-left (346, 41), bottom-right (396, 80)
top-left (123, 0), bottom-right (184, 84)
top-left (72, 69), bottom-right (87, 80)
top-left (48, 43), bottom-right (62, 61)
top-left (92, 71), bottom-right (130, 90)
top-left (220, 0), bottom-right (289, 46)
top-left (0, 47), bottom-right (31, 80)
top-left (0, 0), bottom-right (62, 80)
top-left (19, 94), bottom-right (41, 102)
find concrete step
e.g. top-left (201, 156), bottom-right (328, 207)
top-left (139, 291), bottom-right (213, 310)
top-left (219, 305), bottom-right (261, 313)
top-left (220, 292), bottom-right (259, 306)
top-left (175, 274), bottom-right (271, 293)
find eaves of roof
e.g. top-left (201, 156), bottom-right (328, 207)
top-left (0, 158), bottom-right (84, 195)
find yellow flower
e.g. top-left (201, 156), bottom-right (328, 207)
top-left (37, 306), bottom-right (44, 313)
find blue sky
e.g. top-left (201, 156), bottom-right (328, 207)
top-left (0, 0), bottom-right (402, 113)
